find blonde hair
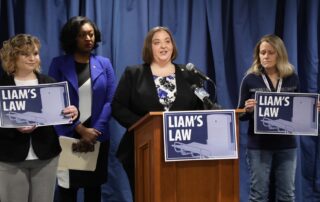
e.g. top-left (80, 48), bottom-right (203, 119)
top-left (142, 26), bottom-right (178, 64)
top-left (0, 34), bottom-right (41, 75)
top-left (247, 34), bottom-right (294, 78)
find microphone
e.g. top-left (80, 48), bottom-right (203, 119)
top-left (186, 63), bottom-right (214, 84)
top-left (191, 84), bottom-right (214, 109)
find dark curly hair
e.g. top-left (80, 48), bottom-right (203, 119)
top-left (60, 16), bottom-right (101, 54)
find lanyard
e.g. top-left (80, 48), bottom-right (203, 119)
top-left (262, 74), bottom-right (282, 92)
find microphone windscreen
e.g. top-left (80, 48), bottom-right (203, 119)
top-left (185, 63), bottom-right (194, 71)
top-left (190, 84), bottom-right (198, 91)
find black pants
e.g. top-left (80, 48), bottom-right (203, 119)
top-left (122, 157), bottom-right (135, 200)
top-left (117, 131), bottom-right (135, 200)
top-left (58, 186), bottom-right (101, 202)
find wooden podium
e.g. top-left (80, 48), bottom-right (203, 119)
top-left (129, 110), bottom-right (243, 202)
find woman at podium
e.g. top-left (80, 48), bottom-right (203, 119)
top-left (111, 26), bottom-right (204, 198)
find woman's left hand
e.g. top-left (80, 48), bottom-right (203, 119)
top-left (317, 101), bottom-right (320, 111)
top-left (63, 105), bottom-right (79, 121)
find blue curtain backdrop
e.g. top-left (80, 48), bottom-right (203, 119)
top-left (1, 0), bottom-right (320, 201)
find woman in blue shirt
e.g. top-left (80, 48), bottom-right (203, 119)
top-left (238, 34), bottom-right (299, 202)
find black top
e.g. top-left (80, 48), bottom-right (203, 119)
top-left (111, 63), bottom-right (204, 162)
top-left (238, 72), bottom-right (300, 150)
top-left (75, 62), bottom-right (90, 87)
top-left (0, 73), bottom-right (61, 162)
top-left (112, 63), bottom-right (204, 129)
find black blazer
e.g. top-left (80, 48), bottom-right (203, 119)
top-left (111, 63), bottom-right (204, 162)
top-left (0, 73), bottom-right (61, 162)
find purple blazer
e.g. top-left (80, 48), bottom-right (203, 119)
top-left (48, 54), bottom-right (116, 141)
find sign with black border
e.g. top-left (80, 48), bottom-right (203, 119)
top-left (254, 91), bottom-right (319, 136)
top-left (0, 81), bottom-right (71, 128)
top-left (163, 110), bottom-right (238, 162)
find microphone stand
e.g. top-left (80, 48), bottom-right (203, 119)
top-left (192, 82), bottom-right (221, 110)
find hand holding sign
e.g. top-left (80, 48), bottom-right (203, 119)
top-left (245, 99), bottom-right (257, 113)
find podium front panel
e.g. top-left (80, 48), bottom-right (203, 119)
top-left (133, 113), bottom-right (239, 202)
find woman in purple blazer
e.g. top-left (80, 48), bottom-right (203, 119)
top-left (49, 16), bottom-right (116, 202)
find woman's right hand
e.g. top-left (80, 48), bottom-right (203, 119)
top-left (244, 98), bottom-right (257, 113)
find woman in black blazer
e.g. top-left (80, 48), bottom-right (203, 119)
top-left (0, 34), bottom-right (78, 202)
top-left (111, 26), bottom-right (204, 199)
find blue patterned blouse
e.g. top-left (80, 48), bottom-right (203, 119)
top-left (153, 74), bottom-right (177, 111)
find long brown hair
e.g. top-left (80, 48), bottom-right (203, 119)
top-left (247, 34), bottom-right (294, 78)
